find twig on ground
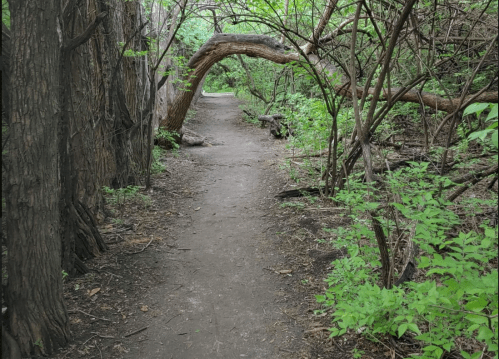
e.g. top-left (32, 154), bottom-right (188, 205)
top-left (165, 313), bottom-right (182, 325)
top-left (69, 309), bottom-right (111, 322)
top-left (91, 332), bottom-right (115, 339)
top-left (331, 337), bottom-right (344, 352)
top-left (280, 308), bottom-right (297, 321)
top-left (171, 284), bottom-right (183, 291)
top-left (81, 335), bottom-right (97, 347)
top-left (124, 326), bottom-right (148, 338)
top-left (126, 237), bottom-right (154, 255)
top-left (304, 327), bottom-right (330, 334)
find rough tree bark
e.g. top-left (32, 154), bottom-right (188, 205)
top-left (59, 5), bottom-right (110, 275)
top-left (5, 0), bottom-right (70, 355)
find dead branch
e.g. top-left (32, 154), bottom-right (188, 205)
top-left (124, 326), bottom-right (148, 338)
top-left (447, 164), bottom-right (498, 202)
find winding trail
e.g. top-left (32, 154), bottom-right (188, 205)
top-left (128, 94), bottom-right (301, 358)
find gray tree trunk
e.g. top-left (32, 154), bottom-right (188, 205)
top-left (6, 0), bottom-right (70, 355)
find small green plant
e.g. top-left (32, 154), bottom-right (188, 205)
top-left (62, 270), bottom-right (68, 281)
top-left (184, 109), bottom-right (197, 123)
top-left (280, 201), bottom-right (305, 210)
top-left (34, 339), bottom-right (43, 349)
top-left (156, 129), bottom-right (180, 150)
top-left (351, 348), bottom-right (365, 358)
top-left (151, 146), bottom-right (166, 174)
top-left (102, 185), bottom-right (151, 219)
top-left (316, 163), bottom-right (498, 359)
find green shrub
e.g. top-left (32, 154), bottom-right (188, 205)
top-left (317, 163), bottom-right (498, 359)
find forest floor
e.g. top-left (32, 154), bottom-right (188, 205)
top-left (53, 94), bottom-right (396, 359)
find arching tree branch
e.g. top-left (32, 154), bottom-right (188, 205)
top-left (159, 33), bottom-right (498, 133)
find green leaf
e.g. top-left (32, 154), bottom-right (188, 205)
top-left (418, 256), bottom-right (431, 268)
top-left (486, 121), bottom-right (498, 129)
top-left (393, 315), bottom-right (405, 323)
top-left (476, 326), bottom-right (494, 341)
top-left (486, 104), bottom-right (498, 121)
top-left (398, 323), bottom-right (408, 338)
top-left (443, 342), bottom-right (453, 351)
top-left (467, 324), bottom-right (480, 333)
top-left (315, 295), bottom-right (326, 303)
top-left (465, 298), bottom-right (487, 313)
top-left (464, 103), bottom-right (490, 117)
top-left (491, 130), bottom-right (498, 148)
top-left (407, 323), bottom-right (421, 334)
top-left (465, 314), bottom-right (488, 325)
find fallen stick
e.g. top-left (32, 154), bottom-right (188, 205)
top-left (68, 309), bottom-right (111, 322)
top-left (126, 237), bottom-right (154, 255)
top-left (286, 149), bottom-right (329, 159)
top-left (164, 313), bottom-right (181, 325)
top-left (124, 326), bottom-right (148, 338)
top-left (304, 327), bottom-right (330, 334)
top-left (90, 332), bottom-right (115, 339)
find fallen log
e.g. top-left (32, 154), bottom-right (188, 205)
top-left (276, 187), bottom-right (323, 198)
top-left (258, 113), bottom-right (293, 138)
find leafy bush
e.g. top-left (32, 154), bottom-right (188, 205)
top-left (156, 128), bottom-right (180, 150)
top-left (317, 163), bottom-right (498, 359)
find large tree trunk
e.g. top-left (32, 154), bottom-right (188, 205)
top-left (5, 0), bottom-right (70, 355)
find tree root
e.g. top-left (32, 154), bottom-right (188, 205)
top-left (2, 325), bottom-right (22, 359)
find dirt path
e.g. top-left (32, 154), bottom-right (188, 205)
top-left (125, 94), bottom-right (302, 358)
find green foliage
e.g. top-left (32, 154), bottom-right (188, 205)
top-left (34, 339), bottom-right (43, 349)
top-left (317, 163), bottom-right (498, 358)
top-left (118, 41), bottom-right (148, 58)
top-left (280, 201), bottom-right (305, 210)
top-left (102, 185), bottom-right (151, 211)
top-left (281, 93), bottom-right (332, 153)
top-left (465, 103), bottom-right (498, 150)
top-left (168, 55), bottom-right (196, 92)
top-left (351, 348), bottom-right (365, 358)
top-left (151, 146), bottom-right (166, 174)
top-left (174, 16), bottom-right (212, 51)
top-left (184, 109), bottom-right (197, 123)
top-left (2, 0), bottom-right (10, 28)
top-left (156, 128), bottom-right (180, 150)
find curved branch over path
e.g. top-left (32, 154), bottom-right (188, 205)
top-left (159, 33), bottom-right (498, 133)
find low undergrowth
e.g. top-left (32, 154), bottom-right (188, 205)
top-left (102, 185), bottom-right (151, 224)
top-left (316, 164), bottom-right (497, 359)
top-left (271, 102), bottom-right (498, 358)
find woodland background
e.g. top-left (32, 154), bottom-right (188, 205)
top-left (1, 0), bottom-right (498, 358)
